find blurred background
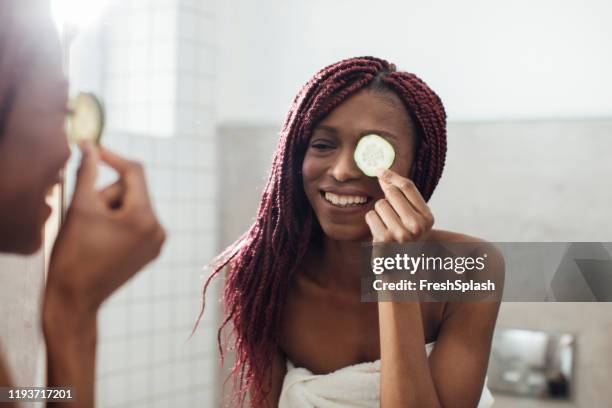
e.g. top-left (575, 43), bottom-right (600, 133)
top-left (1, 0), bottom-right (611, 406)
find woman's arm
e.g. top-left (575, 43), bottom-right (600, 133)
top-left (43, 145), bottom-right (165, 407)
top-left (378, 301), bottom-right (438, 407)
top-left (428, 301), bottom-right (500, 407)
top-left (0, 357), bottom-right (11, 386)
top-left (43, 290), bottom-right (98, 407)
top-left (0, 355), bottom-right (17, 408)
top-left (366, 169), bottom-right (501, 407)
top-left (258, 347), bottom-right (287, 408)
top-left (378, 300), bottom-right (500, 408)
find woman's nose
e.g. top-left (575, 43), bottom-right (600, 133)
top-left (331, 148), bottom-right (362, 182)
top-left (61, 138), bottom-right (71, 164)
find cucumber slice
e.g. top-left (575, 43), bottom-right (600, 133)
top-left (354, 134), bottom-right (395, 177)
top-left (66, 92), bottom-right (105, 145)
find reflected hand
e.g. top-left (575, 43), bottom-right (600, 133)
top-left (44, 142), bottom-right (166, 313)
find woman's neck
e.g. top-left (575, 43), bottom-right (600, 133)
top-left (307, 235), bottom-right (367, 293)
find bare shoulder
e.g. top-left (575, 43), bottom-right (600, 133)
top-left (428, 229), bottom-right (503, 317)
top-left (427, 229), bottom-right (488, 244)
top-left (428, 229), bottom-right (503, 258)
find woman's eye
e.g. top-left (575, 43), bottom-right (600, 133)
top-left (310, 142), bottom-right (334, 151)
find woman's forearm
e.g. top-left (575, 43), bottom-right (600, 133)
top-left (378, 301), bottom-right (441, 408)
top-left (0, 356), bottom-right (17, 407)
top-left (0, 356), bottom-right (12, 387)
top-left (43, 289), bottom-right (98, 407)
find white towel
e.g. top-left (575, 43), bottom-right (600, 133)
top-left (278, 342), bottom-right (495, 408)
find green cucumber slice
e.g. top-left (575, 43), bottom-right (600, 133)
top-left (66, 92), bottom-right (105, 145)
top-left (354, 134), bottom-right (395, 177)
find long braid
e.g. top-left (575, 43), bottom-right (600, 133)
top-left (194, 56), bottom-right (447, 407)
top-left (380, 72), bottom-right (447, 199)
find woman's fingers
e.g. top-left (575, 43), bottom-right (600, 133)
top-left (98, 147), bottom-right (152, 209)
top-left (382, 185), bottom-right (428, 237)
top-left (98, 145), bottom-right (133, 172)
top-left (378, 170), bottom-right (434, 228)
top-left (72, 141), bottom-right (100, 205)
top-left (99, 180), bottom-right (124, 209)
top-left (373, 199), bottom-right (413, 242)
top-left (365, 210), bottom-right (388, 243)
top-left (378, 169), bottom-right (433, 221)
top-left (367, 168), bottom-right (435, 243)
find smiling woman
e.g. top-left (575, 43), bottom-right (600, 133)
top-left (0, 0), bottom-right (71, 254)
top-left (0, 2), bottom-right (166, 406)
top-left (197, 56), bottom-right (499, 408)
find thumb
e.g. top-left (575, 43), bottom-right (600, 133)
top-left (73, 141), bottom-right (100, 202)
top-left (99, 180), bottom-right (124, 209)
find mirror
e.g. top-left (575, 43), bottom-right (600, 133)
top-left (488, 328), bottom-right (575, 400)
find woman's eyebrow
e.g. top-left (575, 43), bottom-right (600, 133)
top-left (313, 126), bottom-right (399, 143)
top-left (313, 124), bottom-right (337, 134)
top-left (361, 129), bottom-right (398, 141)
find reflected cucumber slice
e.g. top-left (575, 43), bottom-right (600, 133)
top-left (66, 92), bottom-right (105, 145)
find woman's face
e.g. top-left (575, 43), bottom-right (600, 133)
top-left (302, 89), bottom-right (418, 241)
top-left (0, 32), bottom-right (71, 254)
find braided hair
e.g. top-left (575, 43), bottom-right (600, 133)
top-left (194, 56), bottom-right (447, 407)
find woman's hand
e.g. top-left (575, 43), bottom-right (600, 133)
top-left (364, 169), bottom-right (435, 243)
top-left (44, 142), bottom-right (166, 315)
top-left (42, 142), bottom-right (166, 406)
top-left (366, 169), bottom-right (441, 407)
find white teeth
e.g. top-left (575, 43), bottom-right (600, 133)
top-left (324, 192), bottom-right (368, 207)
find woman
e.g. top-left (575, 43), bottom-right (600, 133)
top-left (0, 1), bottom-right (165, 406)
top-left (198, 56), bottom-right (500, 407)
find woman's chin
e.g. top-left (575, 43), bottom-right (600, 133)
top-left (19, 205), bottom-right (49, 254)
top-left (0, 228), bottom-right (43, 254)
top-left (320, 223), bottom-right (371, 242)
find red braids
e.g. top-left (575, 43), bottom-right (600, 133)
top-left (194, 56), bottom-right (447, 407)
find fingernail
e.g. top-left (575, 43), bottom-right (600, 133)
top-left (376, 168), bottom-right (390, 178)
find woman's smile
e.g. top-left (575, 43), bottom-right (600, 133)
top-left (318, 188), bottom-right (374, 213)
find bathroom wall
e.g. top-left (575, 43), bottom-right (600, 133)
top-left (217, 119), bottom-right (612, 406)
top-left (494, 303), bottom-right (612, 407)
top-left (2, 1), bottom-right (610, 407)
top-left (218, 119), bottom-right (612, 244)
top-left (216, 0), bottom-right (612, 124)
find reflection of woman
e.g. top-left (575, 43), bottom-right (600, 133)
top-left (199, 57), bottom-right (500, 407)
top-left (0, 2), bottom-right (165, 406)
